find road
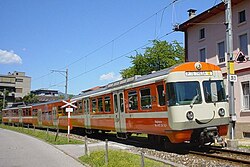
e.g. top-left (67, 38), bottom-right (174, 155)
top-left (0, 128), bottom-right (84, 167)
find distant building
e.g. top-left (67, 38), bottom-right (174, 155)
top-left (176, 0), bottom-right (250, 138)
top-left (0, 71), bottom-right (31, 105)
top-left (31, 89), bottom-right (59, 96)
top-left (31, 89), bottom-right (60, 102)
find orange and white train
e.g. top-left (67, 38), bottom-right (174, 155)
top-left (2, 62), bottom-right (229, 145)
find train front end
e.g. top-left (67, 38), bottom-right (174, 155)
top-left (166, 62), bottom-right (229, 144)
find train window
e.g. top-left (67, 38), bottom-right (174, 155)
top-left (87, 99), bottom-right (90, 114)
top-left (78, 101), bottom-right (83, 113)
top-left (84, 100), bottom-right (86, 113)
top-left (157, 85), bottom-right (166, 106)
top-left (167, 81), bottom-right (202, 106)
top-left (114, 94), bottom-right (118, 113)
top-left (98, 97), bottom-right (103, 112)
top-left (92, 99), bottom-right (97, 113)
top-left (203, 80), bottom-right (226, 103)
top-left (119, 93), bottom-right (124, 112)
top-left (128, 90), bottom-right (138, 110)
top-left (104, 96), bottom-right (111, 112)
top-left (57, 107), bottom-right (63, 116)
top-left (32, 109), bottom-right (38, 116)
top-left (140, 88), bottom-right (152, 109)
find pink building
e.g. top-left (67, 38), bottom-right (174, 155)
top-left (177, 0), bottom-right (250, 138)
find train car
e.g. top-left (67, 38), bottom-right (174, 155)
top-left (30, 100), bottom-right (84, 129)
top-left (32, 100), bottom-right (66, 129)
top-left (2, 105), bottom-right (32, 126)
top-left (72, 62), bottom-right (229, 145)
top-left (1, 62), bottom-right (229, 146)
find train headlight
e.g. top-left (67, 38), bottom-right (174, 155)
top-left (186, 111), bottom-right (194, 120)
top-left (218, 108), bottom-right (225, 117)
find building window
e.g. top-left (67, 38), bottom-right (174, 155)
top-left (238, 10), bottom-right (246, 24)
top-left (16, 78), bottom-right (23, 82)
top-left (16, 88), bottom-right (23, 93)
top-left (140, 88), bottom-right (152, 110)
top-left (242, 81), bottom-right (250, 110)
top-left (128, 90), bottom-right (138, 110)
top-left (239, 33), bottom-right (248, 55)
top-left (218, 41), bottom-right (225, 63)
top-left (199, 48), bottom-right (206, 62)
top-left (199, 28), bottom-right (205, 40)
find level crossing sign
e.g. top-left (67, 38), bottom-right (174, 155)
top-left (61, 100), bottom-right (77, 142)
top-left (61, 100), bottom-right (77, 110)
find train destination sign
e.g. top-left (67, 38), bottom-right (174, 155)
top-left (185, 71), bottom-right (213, 76)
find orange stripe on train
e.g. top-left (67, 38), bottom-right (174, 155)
top-left (171, 62), bottom-right (221, 72)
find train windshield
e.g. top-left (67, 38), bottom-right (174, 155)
top-left (203, 80), bottom-right (227, 103)
top-left (166, 81), bottom-right (202, 106)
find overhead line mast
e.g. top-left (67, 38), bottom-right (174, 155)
top-left (224, 0), bottom-right (237, 147)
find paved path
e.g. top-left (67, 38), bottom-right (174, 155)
top-left (0, 128), bottom-right (84, 167)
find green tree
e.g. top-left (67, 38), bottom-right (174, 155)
top-left (22, 93), bottom-right (39, 104)
top-left (120, 40), bottom-right (184, 78)
top-left (0, 90), bottom-right (9, 110)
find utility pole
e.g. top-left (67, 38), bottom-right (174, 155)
top-left (224, 0), bottom-right (238, 148)
top-left (51, 69), bottom-right (69, 100)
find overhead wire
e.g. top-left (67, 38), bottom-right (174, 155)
top-left (44, 31), bottom-right (175, 90)
top-left (33, 0), bottom-right (179, 83)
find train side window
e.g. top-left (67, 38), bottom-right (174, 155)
top-left (140, 88), bottom-right (152, 109)
top-left (92, 99), bottom-right (97, 113)
top-left (157, 85), bottom-right (166, 106)
top-left (87, 99), bottom-right (90, 114)
top-left (98, 97), bottom-right (103, 112)
top-left (128, 90), bottom-right (138, 110)
top-left (114, 94), bottom-right (118, 113)
top-left (78, 101), bottom-right (83, 113)
top-left (32, 109), bottom-right (38, 116)
top-left (84, 100), bottom-right (86, 113)
top-left (104, 96), bottom-right (111, 112)
top-left (57, 106), bottom-right (63, 116)
top-left (119, 93), bottom-right (124, 112)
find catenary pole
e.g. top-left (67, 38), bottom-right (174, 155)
top-left (224, 0), bottom-right (237, 144)
top-left (51, 69), bottom-right (68, 100)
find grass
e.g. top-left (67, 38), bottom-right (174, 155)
top-left (239, 145), bottom-right (250, 149)
top-left (0, 124), bottom-right (83, 145)
top-left (79, 150), bottom-right (167, 167)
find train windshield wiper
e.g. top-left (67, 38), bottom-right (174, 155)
top-left (190, 90), bottom-right (199, 108)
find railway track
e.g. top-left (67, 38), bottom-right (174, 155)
top-left (189, 146), bottom-right (250, 165)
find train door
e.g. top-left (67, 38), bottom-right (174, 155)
top-left (52, 106), bottom-right (58, 126)
top-left (84, 98), bottom-right (91, 129)
top-left (18, 108), bottom-right (22, 124)
top-left (38, 109), bottom-right (42, 126)
top-left (113, 90), bottom-right (126, 133)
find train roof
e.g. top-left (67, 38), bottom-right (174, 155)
top-left (31, 99), bottom-right (63, 107)
top-left (72, 62), bottom-right (221, 101)
top-left (2, 105), bottom-right (32, 111)
top-left (72, 64), bottom-right (178, 101)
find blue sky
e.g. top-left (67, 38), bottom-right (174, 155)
top-left (0, 0), bottom-right (220, 95)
